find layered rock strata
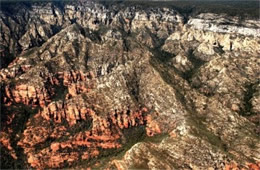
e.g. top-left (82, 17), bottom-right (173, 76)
top-left (1, 1), bottom-right (260, 169)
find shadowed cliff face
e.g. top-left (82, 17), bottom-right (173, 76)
top-left (0, 1), bottom-right (260, 169)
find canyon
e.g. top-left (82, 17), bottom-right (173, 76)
top-left (0, 1), bottom-right (259, 169)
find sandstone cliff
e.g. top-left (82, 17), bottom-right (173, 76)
top-left (1, 1), bottom-right (259, 169)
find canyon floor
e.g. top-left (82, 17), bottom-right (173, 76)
top-left (0, 1), bottom-right (260, 169)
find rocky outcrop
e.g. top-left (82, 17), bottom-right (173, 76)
top-left (0, 1), bottom-right (183, 68)
top-left (108, 127), bottom-right (260, 169)
top-left (4, 84), bottom-right (52, 107)
top-left (166, 25), bottom-right (260, 56)
top-left (188, 13), bottom-right (260, 37)
top-left (17, 105), bottom-right (161, 169)
top-left (251, 83), bottom-right (260, 115)
top-left (0, 132), bottom-right (17, 160)
top-left (58, 71), bottom-right (95, 86)
top-left (40, 101), bottom-right (92, 125)
top-left (1, 1), bottom-right (260, 169)
top-left (0, 60), bottom-right (31, 81)
top-left (40, 96), bottom-right (158, 131)
top-left (3, 70), bottom-right (95, 107)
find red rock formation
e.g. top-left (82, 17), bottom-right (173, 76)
top-left (19, 123), bottom-right (122, 169)
top-left (109, 108), bottom-right (147, 129)
top-left (27, 150), bottom-right (80, 169)
top-left (0, 132), bottom-right (17, 159)
top-left (145, 114), bottom-right (161, 136)
top-left (81, 152), bottom-right (90, 160)
top-left (4, 84), bottom-right (52, 107)
top-left (58, 71), bottom-right (95, 86)
top-left (67, 82), bottom-right (92, 98)
top-left (4, 67), bottom-right (162, 169)
top-left (50, 143), bottom-right (60, 152)
top-left (3, 70), bottom-right (95, 108)
top-left (40, 101), bottom-right (92, 126)
top-left (247, 162), bottom-right (260, 170)
top-left (50, 126), bottom-right (68, 138)
top-left (17, 103), bottom-right (161, 169)
top-left (225, 161), bottom-right (260, 170)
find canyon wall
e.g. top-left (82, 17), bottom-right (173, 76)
top-left (1, 1), bottom-right (259, 169)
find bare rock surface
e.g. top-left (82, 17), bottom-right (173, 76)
top-left (1, 1), bottom-right (259, 169)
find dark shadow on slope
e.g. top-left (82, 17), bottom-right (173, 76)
top-left (148, 47), bottom-right (241, 161)
top-left (1, 104), bottom-right (40, 169)
top-left (183, 49), bottom-right (206, 83)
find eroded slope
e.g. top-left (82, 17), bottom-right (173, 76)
top-left (0, 1), bottom-right (259, 169)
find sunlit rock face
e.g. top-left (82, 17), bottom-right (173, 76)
top-left (188, 13), bottom-right (260, 37)
top-left (1, 1), bottom-right (260, 169)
